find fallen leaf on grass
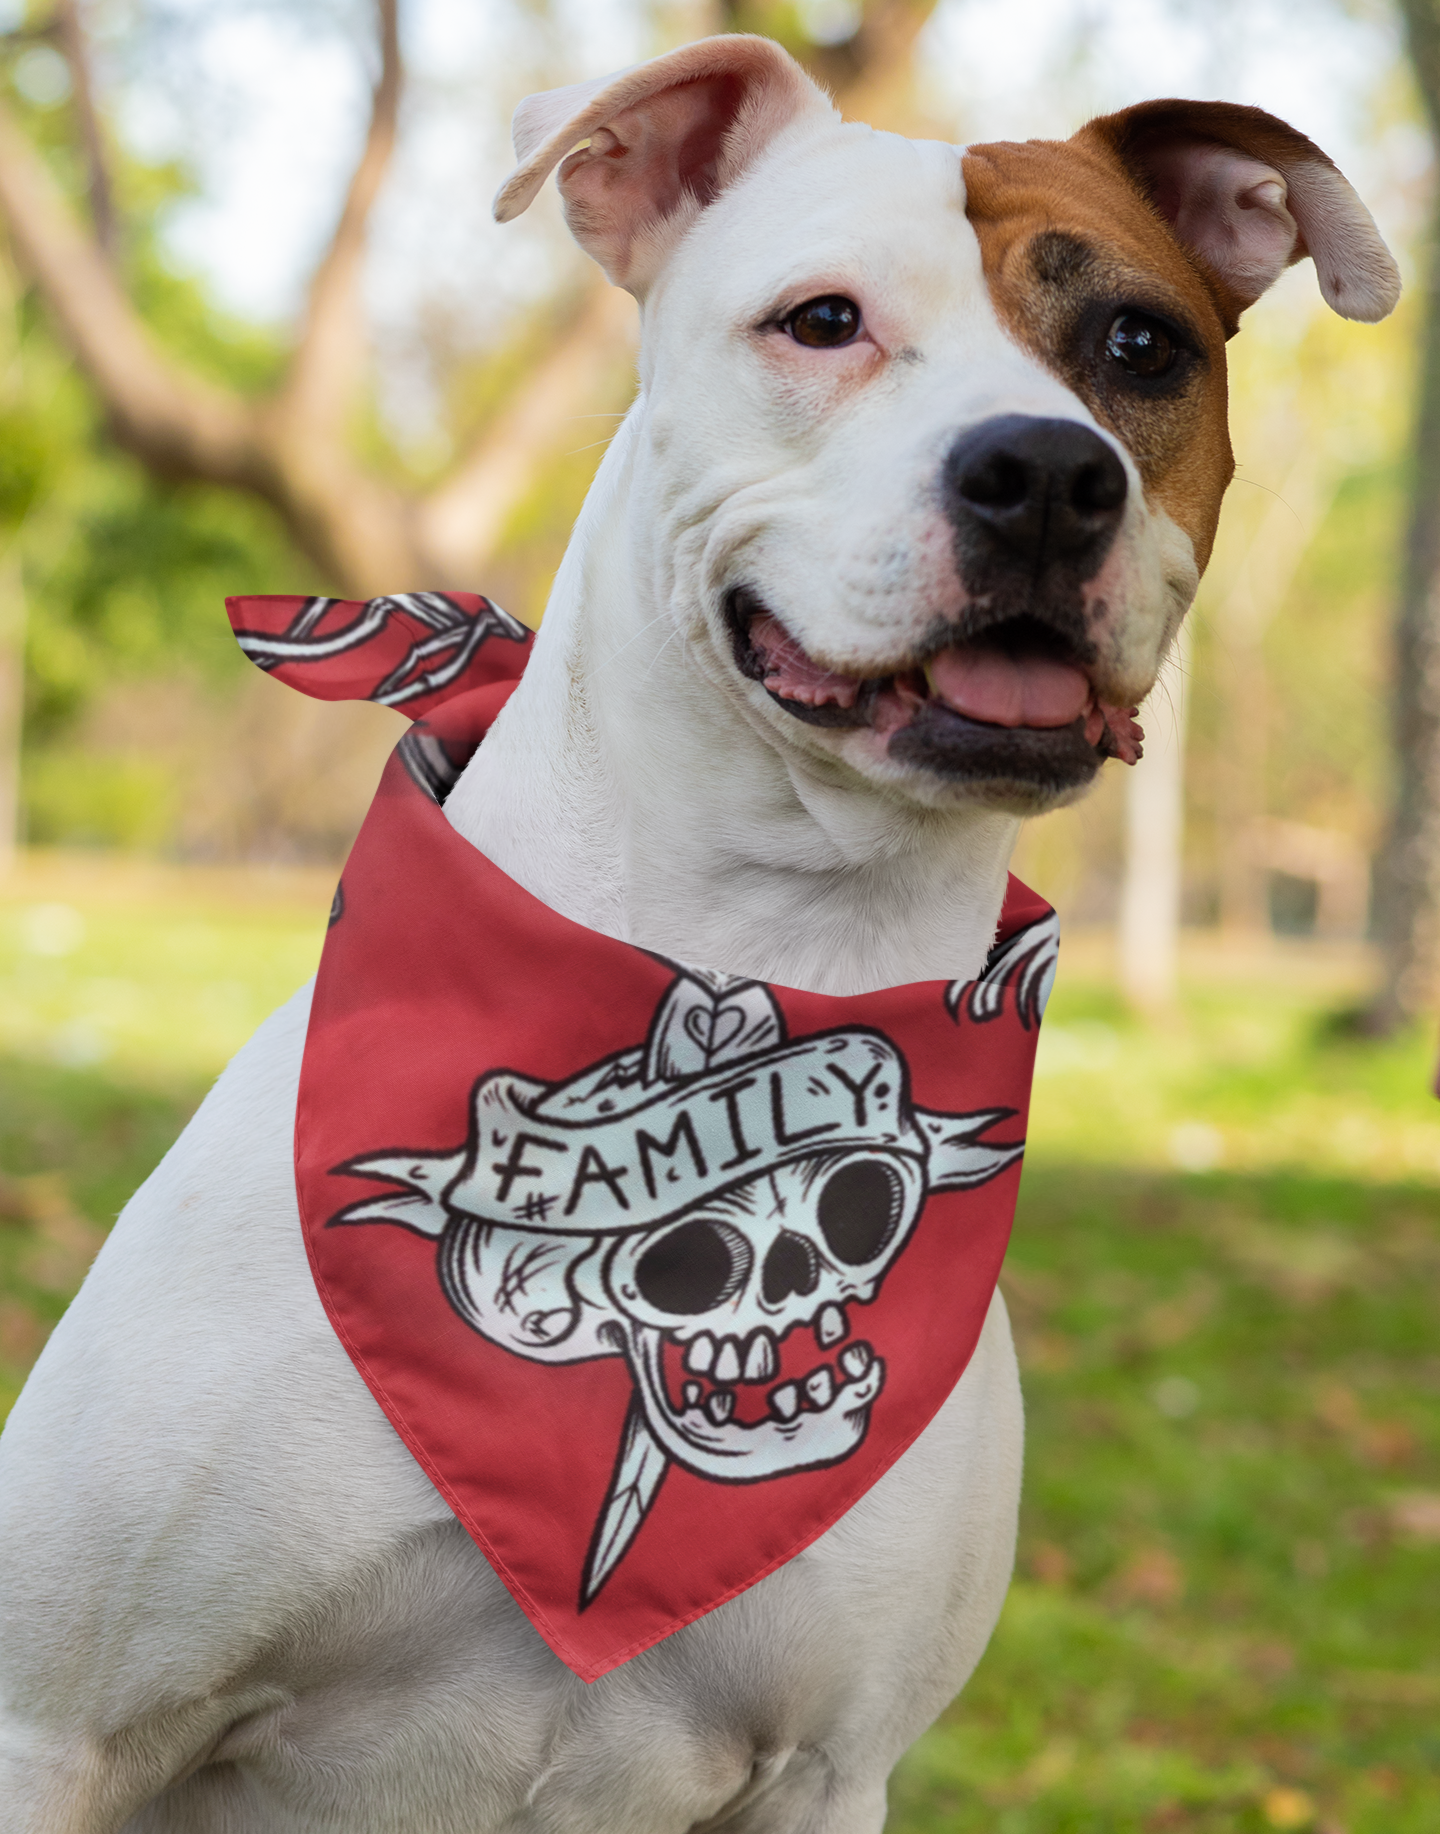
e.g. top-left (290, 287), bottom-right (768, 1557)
top-left (1334, 1669), bottom-right (1440, 1705)
top-left (1111, 1547), bottom-right (1185, 1608)
top-left (1292, 1540), bottom-right (1328, 1579)
top-left (1263, 1785), bottom-right (1316, 1828)
top-left (1339, 1507), bottom-right (1387, 1549)
top-left (1142, 1806), bottom-right (1190, 1831)
top-left (1357, 1419), bottom-right (1414, 1468)
top-left (0, 1173), bottom-right (32, 1222)
top-left (1016, 1329), bottom-right (1074, 1373)
top-left (1023, 1737), bottom-right (1077, 1791)
top-left (1388, 1492), bottom-right (1440, 1542)
top-left (1029, 1542), bottom-right (1072, 1587)
top-left (0, 1300), bottom-right (49, 1366)
top-left (1216, 1222), bottom-right (1364, 1304)
top-left (1313, 1386), bottom-right (1415, 1469)
top-left (1245, 1640), bottom-right (1296, 1682)
top-left (13, 1174), bottom-right (104, 1293)
top-left (1313, 1383), bottom-right (1362, 1434)
top-left (1135, 1276), bottom-right (1218, 1350)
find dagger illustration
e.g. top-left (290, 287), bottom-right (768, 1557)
top-left (581, 1398), bottom-right (670, 1606)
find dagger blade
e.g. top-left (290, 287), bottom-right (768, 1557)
top-left (580, 1399), bottom-right (670, 1606)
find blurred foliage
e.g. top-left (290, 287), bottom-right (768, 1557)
top-left (1209, 299), bottom-right (1412, 835)
top-left (21, 458), bottom-right (305, 745)
top-left (21, 750), bottom-right (178, 849)
top-left (1024, 944), bottom-right (1439, 1181)
top-left (0, 31), bottom-right (309, 840)
top-left (0, 863), bottom-right (331, 1083)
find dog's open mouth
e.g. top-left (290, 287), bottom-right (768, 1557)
top-left (728, 590), bottom-right (1144, 790)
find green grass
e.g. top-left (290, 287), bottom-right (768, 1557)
top-left (0, 852), bottom-right (328, 1414)
top-left (1, 858), bottom-right (1437, 1831)
top-left (890, 1163), bottom-right (1440, 1834)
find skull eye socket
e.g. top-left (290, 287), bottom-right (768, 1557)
top-left (817, 1158), bottom-right (905, 1265)
top-left (633, 1219), bottom-right (749, 1315)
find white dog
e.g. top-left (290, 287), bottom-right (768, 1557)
top-left (0, 33), bottom-right (1397, 1834)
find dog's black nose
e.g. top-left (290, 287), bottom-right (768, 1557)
top-left (944, 414), bottom-right (1127, 573)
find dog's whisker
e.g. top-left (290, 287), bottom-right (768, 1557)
top-left (595, 613), bottom-right (674, 676)
top-left (636, 625), bottom-right (685, 686)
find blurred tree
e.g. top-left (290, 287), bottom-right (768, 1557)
top-left (0, 0), bottom-right (939, 600)
top-left (1372, 0), bottom-right (1440, 1028)
top-left (0, 0), bottom-right (942, 841)
top-left (719, 1), bottom-right (942, 127)
top-left (0, 272), bottom-right (43, 870)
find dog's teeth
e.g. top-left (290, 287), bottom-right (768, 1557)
top-left (839, 1341), bottom-right (872, 1381)
top-left (805, 1366), bottom-right (835, 1409)
top-left (683, 1381), bottom-right (703, 1409)
top-left (684, 1333), bottom-right (716, 1375)
top-left (816, 1304), bottom-right (847, 1348)
top-left (714, 1338), bottom-right (742, 1384)
top-left (743, 1330), bottom-right (778, 1383)
top-left (706, 1388), bottom-right (735, 1425)
top-left (769, 1382), bottom-right (800, 1421)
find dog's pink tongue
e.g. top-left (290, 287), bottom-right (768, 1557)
top-left (925, 645), bottom-right (1090, 729)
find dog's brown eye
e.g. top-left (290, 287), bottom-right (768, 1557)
top-left (1105, 312), bottom-right (1175, 378)
top-left (788, 296), bottom-right (862, 348)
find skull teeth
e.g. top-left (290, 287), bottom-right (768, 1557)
top-left (816, 1304), bottom-right (847, 1348)
top-left (743, 1330), bottom-right (778, 1383)
top-left (839, 1341), bottom-right (873, 1380)
top-left (683, 1337), bottom-right (871, 1428)
top-left (805, 1366), bottom-right (835, 1409)
top-left (768, 1382), bottom-right (800, 1421)
top-left (706, 1387), bottom-right (735, 1425)
top-left (684, 1333), bottom-right (716, 1376)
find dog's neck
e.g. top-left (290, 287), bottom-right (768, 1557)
top-left (446, 412), bottom-right (1020, 997)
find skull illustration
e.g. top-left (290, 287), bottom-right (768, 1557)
top-left (437, 1139), bottom-right (922, 1482)
top-left (335, 943), bottom-right (1047, 1596)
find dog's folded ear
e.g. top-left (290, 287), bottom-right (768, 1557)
top-left (493, 34), bottom-right (833, 295)
top-left (1078, 100), bottom-right (1400, 328)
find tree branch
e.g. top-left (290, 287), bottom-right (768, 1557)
top-left (0, 90), bottom-right (255, 482)
top-left (1367, 0), bottom-right (1440, 1024)
top-left (717, 0), bottom-right (939, 123)
top-left (1398, 0), bottom-right (1440, 140)
top-left (827, 0), bottom-right (941, 128)
top-left (417, 283), bottom-right (635, 582)
top-left (276, 0), bottom-right (400, 440)
top-left (0, 13), bottom-right (422, 597)
top-left (52, 0), bottom-right (116, 260)
top-left (0, 0), bottom-right (941, 603)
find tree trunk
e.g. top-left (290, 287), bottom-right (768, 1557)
top-left (1118, 622), bottom-right (1191, 1012)
top-left (0, 545), bottom-right (24, 874)
top-left (1211, 445), bottom-right (1336, 938)
top-left (1371, 0), bottom-right (1440, 1030)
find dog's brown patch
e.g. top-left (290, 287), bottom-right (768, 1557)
top-left (962, 132), bottom-right (1234, 570)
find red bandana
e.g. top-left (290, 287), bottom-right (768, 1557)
top-left (227, 591), bottom-right (1058, 1682)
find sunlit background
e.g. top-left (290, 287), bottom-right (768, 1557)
top-left (0, 2), bottom-right (1437, 1829)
